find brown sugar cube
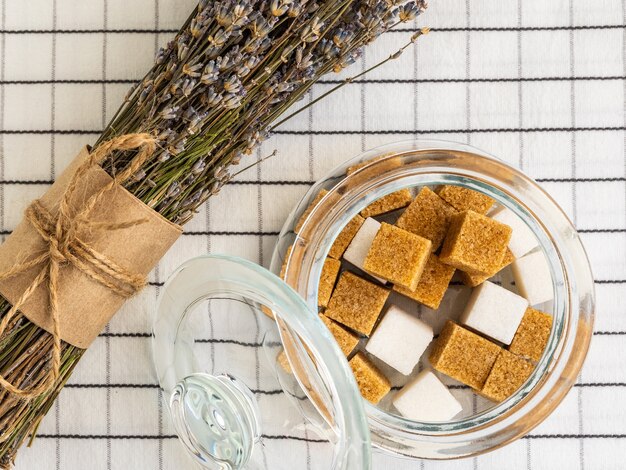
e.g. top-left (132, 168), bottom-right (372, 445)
top-left (394, 254), bottom-right (456, 309)
top-left (459, 248), bottom-right (515, 287)
top-left (363, 223), bottom-right (432, 290)
top-left (347, 155), bottom-right (387, 175)
top-left (295, 189), bottom-right (328, 233)
top-left (429, 321), bottom-right (501, 389)
top-left (396, 187), bottom-right (457, 251)
top-left (262, 245), bottom-right (295, 319)
top-left (320, 314), bottom-right (359, 356)
top-left (325, 271), bottom-right (390, 335)
top-left (318, 258), bottom-right (342, 308)
top-left (261, 305), bottom-right (276, 319)
top-left (349, 352), bottom-right (391, 404)
top-left (277, 350), bottom-right (292, 374)
top-left (328, 215), bottom-right (365, 259)
top-left (436, 185), bottom-right (494, 214)
top-left (360, 189), bottom-right (413, 218)
top-left (279, 245), bottom-right (293, 280)
top-left (346, 154), bottom-right (402, 175)
top-left (440, 211), bottom-right (512, 276)
top-left (481, 350), bottom-right (534, 402)
top-left (509, 307), bottom-right (553, 362)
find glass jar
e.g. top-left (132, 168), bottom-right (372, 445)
top-left (271, 139), bottom-right (594, 459)
top-left (152, 139), bottom-right (594, 467)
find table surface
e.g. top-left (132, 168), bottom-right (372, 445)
top-left (1, 0), bottom-right (625, 469)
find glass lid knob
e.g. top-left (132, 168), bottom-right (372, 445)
top-left (169, 374), bottom-right (261, 469)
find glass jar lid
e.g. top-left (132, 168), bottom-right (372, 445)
top-left (152, 255), bottom-right (371, 469)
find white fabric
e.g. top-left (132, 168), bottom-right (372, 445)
top-left (1, 0), bottom-right (624, 469)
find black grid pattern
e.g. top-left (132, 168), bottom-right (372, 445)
top-left (1, 0), bottom-right (625, 469)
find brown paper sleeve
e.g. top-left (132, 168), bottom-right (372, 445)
top-left (0, 146), bottom-right (182, 349)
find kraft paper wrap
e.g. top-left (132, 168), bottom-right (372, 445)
top-left (0, 147), bottom-right (182, 349)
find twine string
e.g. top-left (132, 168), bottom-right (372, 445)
top-left (0, 134), bottom-right (156, 399)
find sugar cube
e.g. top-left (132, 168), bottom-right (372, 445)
top-left (436, 185), bottom-right (494, 214)
top-left (277, 350), bottom-right (292, 374)
top-left (318, 257), bottom-right (341, 308)
top-left (393, 370), bottom-right (463, 421)
top-left (278, 245), bottom-right (293, 280)
top-left (393, 253), bottom-right (455, 309)
top-left (325, 271), bottom-right (390, 335)
top-left (460, 281), bottom-right (528, 345)
top-left (490, 206), bottom-right (538, 258)
top-left (263, 245), bottom-right (295, 318)
top-left (364, 223), bottom-right (432, 290)
top-left (459, 248), bottom-right (515, 288)
top-left (420, 285), bottom-right (472, 334)
top-left (480, 350), bottom-right (534, 402)
top-left (295, 189), bottom-right (328, 233)
top-left (360, 189), bottom-right (413, 218)
top-left (440, 210), bottom-right (512, 276)
top-left (349, 352), bottom-right (391, 404)
top-left (346, 155), bottom-right (403, 176)
top-left (365, 305), bottom-right (434, 375)
top-left (512, 251), bottom-right (554, 306)
top-left (429, 321), bottom-right (501, 390)
top-left (396, 187), bottom-right (457, 251)
top-left (509, 307), bottom-right (553, 362)
top-left (328, 215), bottom-right (365, 259)
top-left (343, 217), bottom-right (385, 283)
top-left (319, 314), bottom-right (359, 357)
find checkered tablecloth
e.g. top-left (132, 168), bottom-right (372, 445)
top-left (1, 0), bottom-right (624, 469)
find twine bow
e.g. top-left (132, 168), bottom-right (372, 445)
top-left (0, 134), bottom-right (156, 399)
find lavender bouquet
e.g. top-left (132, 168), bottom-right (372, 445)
top-left (0, 0), bottom-right (428, 466)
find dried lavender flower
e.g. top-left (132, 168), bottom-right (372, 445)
top-left (97, 0), bottom-right (429, 225)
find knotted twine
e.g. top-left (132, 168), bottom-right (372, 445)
top-left (0, 134), bottom-right (156, 399)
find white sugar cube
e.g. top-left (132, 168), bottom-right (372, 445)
top-left (512, 251), bottom-right (553, 306)
top-left (393, 370), bottom-right (462, 422)
top-left (343, 217), bottom-right (385, 283)
top-left (366, 306), bottom-right (433, 375)
top-left (421, 285), bottom-right (472, 334)
top-left (460, 281), bottom-right (528, 345)
top-left (490, 206), bottom-right (538, 258)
